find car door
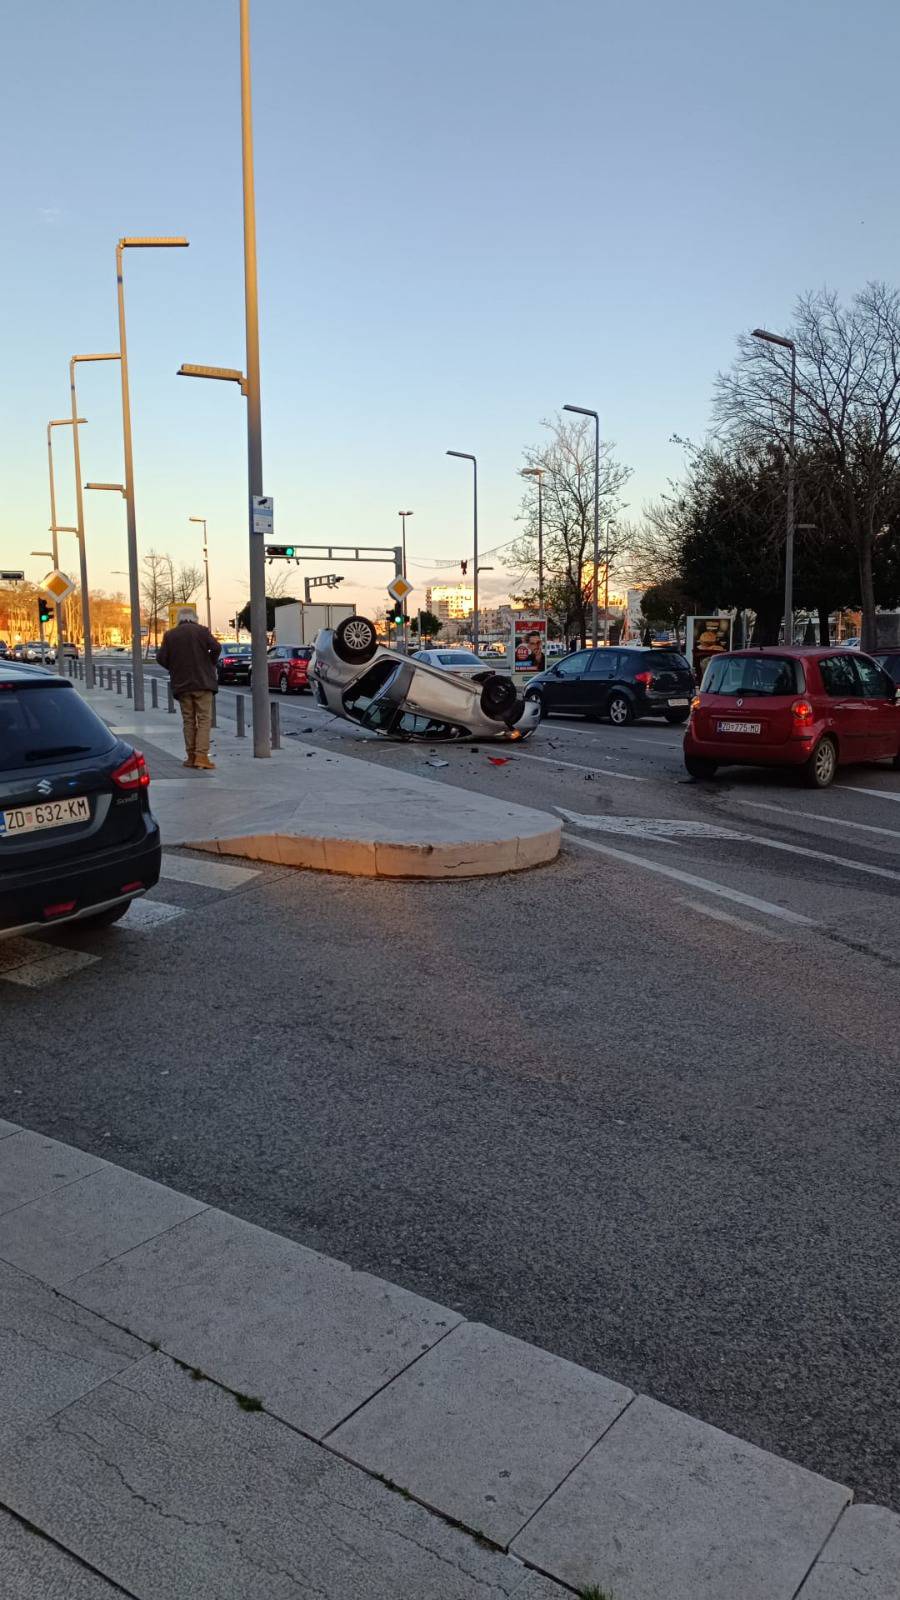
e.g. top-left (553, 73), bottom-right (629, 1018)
top-left (540, 650), bottom-right (594, 713)
top-left (267, 647), bottom-right (284, 688)
top-left (853, 654), bottom-right (899, 759)
top-left (817, 654), bottom-right (872, 759)
top-left (583, 650), bottom-right (620, 714)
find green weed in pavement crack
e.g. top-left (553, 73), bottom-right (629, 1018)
top-left (235, 1392), bottom-right (263, 1411)
top-left (579, 1587), bottom-right (617, 1600)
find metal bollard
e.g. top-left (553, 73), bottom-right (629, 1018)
top-left (236, 694), bottom-right (245, 737)
top-left (211, 695), bottom-right (217, 730)
top-left (116, 669), bottom-right (122, 695)
top-left (167, 683), bottom-right (175, 715)
top-left (270, 701), bottom-right (281, 750)
top-left (151, 678), bottom-right (158, 709)
top-left (126, 671), bottom-right (132, 699)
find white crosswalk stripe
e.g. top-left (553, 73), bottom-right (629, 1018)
top-left (0, 943), bottom-right (99, 987)
top-left (158, 855), bottom-right (258, 890)
top-left (117, 898), bottom-right (185, 930)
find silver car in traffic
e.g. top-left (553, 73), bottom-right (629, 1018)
top-left (313, 617), bottom-right (540, 742)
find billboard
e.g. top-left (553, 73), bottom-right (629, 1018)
top-left (511, 616), bottom-right (547, 673)
top-left (168, 602), bottom-right (199, 629)
top-left (686, 615), bottom-right (732, 680)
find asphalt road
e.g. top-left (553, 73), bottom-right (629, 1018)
top-left (4, 665), bottom-right (900, 1509)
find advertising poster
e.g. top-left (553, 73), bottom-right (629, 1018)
top-left (686, 615), bottom-right (732, 681)
top-left (511, 616), bottom-right (547, 673)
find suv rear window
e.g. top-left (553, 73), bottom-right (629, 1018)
top-left (0, 683), bottom-right (116, 772)
top-left (291, 648), bottom-right (312, 660)
top-left (702, 655), bottom-right (803, 696)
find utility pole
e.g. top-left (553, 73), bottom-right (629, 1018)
top-left (240, 0), bottom-right (270, 755)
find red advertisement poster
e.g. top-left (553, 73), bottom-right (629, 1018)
top-left (511, 617), bottom-right (547, 673)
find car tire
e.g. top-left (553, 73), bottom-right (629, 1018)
top-left (607, 693), bottom-right (634, 727)
top-left (279, 673), bottom-right (290, 695)
top-left (333, 615), bottom-right (378, 664)
top-left (665, 711), bottom-right (689, 724)
top-left (805, 735), bottom-right (837, 788)
top-left (480, 674), bottom-right (518, 720)
top-left (684, 756), bottom-right (718, 780)
top-left (77, 901), bottom-right (132, 930)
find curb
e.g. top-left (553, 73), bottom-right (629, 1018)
top-left (186, 822), bottom-right (560, 879)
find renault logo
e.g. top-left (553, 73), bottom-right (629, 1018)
top-left (36, 779), bottom-right (53, 796)
top-left (736, 698), bottom-right (743, 707)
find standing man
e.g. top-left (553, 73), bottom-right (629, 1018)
top-left (156, 607), bottom-right (221, 770)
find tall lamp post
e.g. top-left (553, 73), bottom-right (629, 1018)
top-left (397, 510), bottom-right (413, 649)
top-left (752, 327), bottom-right (797, 646)
top-left (70, 353), bottom-right (121, 688)
top-left (47, 415), bottom-right (86, 675)
top-left (190, 517), bottom-right (212, 629)
top-left (446, 451), bottom-right (479, 651)
top-left (520, 467), bottom-right (544, 612)
top-left (116, 236), bottom-right (189, 712)
top-left (563, 404), bottom-right (602, 644)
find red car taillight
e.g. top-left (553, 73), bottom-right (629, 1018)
top-left (634, 671), bottom-right (653, 688)
top-left (112, 750), bottom-right (150, 790)
top-left (791, 699), bottom-right (814, 724)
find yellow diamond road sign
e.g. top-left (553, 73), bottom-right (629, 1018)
top-left (387, 575), bottom-right (413, 603)
top-left (40, 570), bottom-right (76, 604)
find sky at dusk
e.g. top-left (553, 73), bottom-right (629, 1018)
top-left (2, 0), bottom-right (899, 628)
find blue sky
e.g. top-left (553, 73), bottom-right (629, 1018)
top-left (2, 0), bottom-right (898, 626)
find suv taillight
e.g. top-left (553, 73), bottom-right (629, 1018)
top-left (634, 671), bottom-right (653, 688)
top-left (111, 750), bottom-right (150, 789)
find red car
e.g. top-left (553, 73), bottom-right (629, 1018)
top-left (266, 644), bottom-right (313, 694)
top-left (684, 647), bottom-right (900, 787)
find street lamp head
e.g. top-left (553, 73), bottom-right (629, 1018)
top-left (563, 404), bottom-right (598, 420)
top-left (189, 516), bottom-right (206, 525)
top-left (398, 509), bottom-right (414, 517)
top-left (49, 417), bottom-right (87, 428)
top-left (178, 363), bottom-right (248, 396)
top-left (120, 236), bottom-right (189, 249)
top-left (752, 327), bottom-right (795, 351)
top-left (72, 353), bottom-right (120, 364)
top-left (85, 482), bottom-right (126, 496)
top-left (521, 467), bottom-right (543, 478)
top-left (447, 450), bottom-right (476, 462)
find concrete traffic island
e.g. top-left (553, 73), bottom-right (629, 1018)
top-left (75, 681), bottom-right (561, 878)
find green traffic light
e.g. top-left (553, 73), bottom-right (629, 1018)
top-left (284, 546), bottom-right (295, 558)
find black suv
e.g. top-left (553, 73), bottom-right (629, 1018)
top-left (525, 646), bottom-right (695, 725)
top-left (0, 663), bottom-right (161, 936)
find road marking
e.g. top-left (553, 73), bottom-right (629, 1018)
top-left (516, 752), bottom-right (647, 782)
top-left (835, 784), bottom-right (900, 804)
top-left (118, 899), bottom-right (185, 930)
top-left (739, 798), bottom-right (900, 842)
top-left (556, 808), bottom-right (740, 841)
top-left (676, 897), bottom-right (788, 940)
top-left (563, 832), bottom-right (815, 924)
top-left (1, 947), bottom-right (99, 987)
top-left (159, 855), bottom-right (259, 890)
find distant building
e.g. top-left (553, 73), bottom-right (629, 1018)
top-left (426, 584), bottom-right (474, 620)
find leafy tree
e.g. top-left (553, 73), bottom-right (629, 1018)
top-left (235, 595), bottom-right (298, 634)
top-left (640, 580), bottom-right (689, 630)
top-left (408, 611), bottom-right (442, 641)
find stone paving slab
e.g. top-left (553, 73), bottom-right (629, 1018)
top-left (0, 1259), bottom-right (143, 1443)
top-left (797, 1503), bottom-right (900, 1599)
top-left (0, 1164), bottom-right (207, 1288)
top-left (330, 1319), bottom-right (633, 1548)
top-left (0, 1129), bottom-right (105, 1215)
top-left (0, 1506), bottom-right (128, 1599)
top-left (512, 1394), bottom-right (851, 1600)
top-left (68, 1205), bottom-right (462, 1437)
top-left (0, 1352), bottom-right (567, 1600)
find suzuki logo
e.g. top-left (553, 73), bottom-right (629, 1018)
top-left (36, 779), bottom-right (53, 796)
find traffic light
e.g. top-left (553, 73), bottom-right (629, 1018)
top-left (37, 598), bottom-right (52, 626)
top-left (390, 606), bottom-right (406, 627)
top-left (265, 544), bottom-right (296, 559)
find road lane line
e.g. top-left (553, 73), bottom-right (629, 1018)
top-left (676, 898), bottom-right (788, 940)
top-left (835, 784), bottom-right (900, 804)
top-left (739, 798), bottom-right (900, 842)
top-left (563, 832), bottom-right (815, 924)
top-left (516, 753), bottom-right (648, 782)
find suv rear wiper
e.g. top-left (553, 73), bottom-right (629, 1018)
top-left (23, 744), bottom-right (92, 759)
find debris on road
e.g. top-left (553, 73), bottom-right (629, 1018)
top-left (426, 758), bottom-right (450, 769)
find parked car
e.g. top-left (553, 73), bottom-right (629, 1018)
top-left (314, 616), bottom-right (540, 741)
top-left (267, 644), bottom-right (313, 694)
top-left (216, 644), bottom-right (252, 685)
top-left (61, 643), bottom-right (80, 660)
top-left (872, 647), bottom-right (900, 687)
top-left (524, 646), bottom-right (695, 725)
top-left (0, 661), bottom-right (161, 936)
top-left (411, 647), bottom-right (500, 681)
top-left (683, 647), bottom-right (900, 787)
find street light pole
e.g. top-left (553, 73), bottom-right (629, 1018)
top-left (116, 237), bottom-right (189, 712)
top-left (447, 452), bottom-right (478, 650)
top-left (520, 468), bottom-right (544, 612)
top-left (190, 517), bottom-right (212, 630)
top-left (563, 404), bottom-right (601, 644)
top-left (70, 353), bottom-right (120, 687)
top-left (752, 328), bottom-right (797, 645)
top-left (240, 0), bottom-right (270, 757)
top-left (47, 416), bottom-right (85, 675)
top-left (398, 510), bottom-right (413, 648)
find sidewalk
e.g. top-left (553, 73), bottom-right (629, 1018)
top-left (1, 1120), bottom-right (897, 1599)
top-left (75, 677), bottom-right (560, 878)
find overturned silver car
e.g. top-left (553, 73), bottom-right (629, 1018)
top-left (312, 617), bottom-right (540, 742)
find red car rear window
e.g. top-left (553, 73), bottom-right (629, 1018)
top-left (702, 656), bottom-right (803, 695)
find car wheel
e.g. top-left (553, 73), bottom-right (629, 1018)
top-left (665, 711), bottom-right (689, 724)
top-left (684, 756), bottom-right (718, 780)
top-left (333, 615), bottom-right (378, 664)
top-left (77, 901), bottom-right (132, 930)
top-left (607, 693), bottom-right (634, 727)
top-left (805, 736), bottom-right (837, 788)
top-left (480, 674), bottom-right (518, 720)
top-left (279, 673), bottom-right (290, 695)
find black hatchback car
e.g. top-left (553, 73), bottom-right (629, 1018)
top-left (216, 644), bottom-right (252, 685)
top-left (525, 646), bottom-right (695, 725)
top-left (0, 664), bottom-right (161, 937)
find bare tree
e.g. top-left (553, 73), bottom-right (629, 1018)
top-left (140, 550), bottom-right (169, 653)
top-left (715, 283), bottom-right (900, 650)
top-left (171, 564), bottom-right (203, 604)
top-left (507, 413), bottom-right (631, 644)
